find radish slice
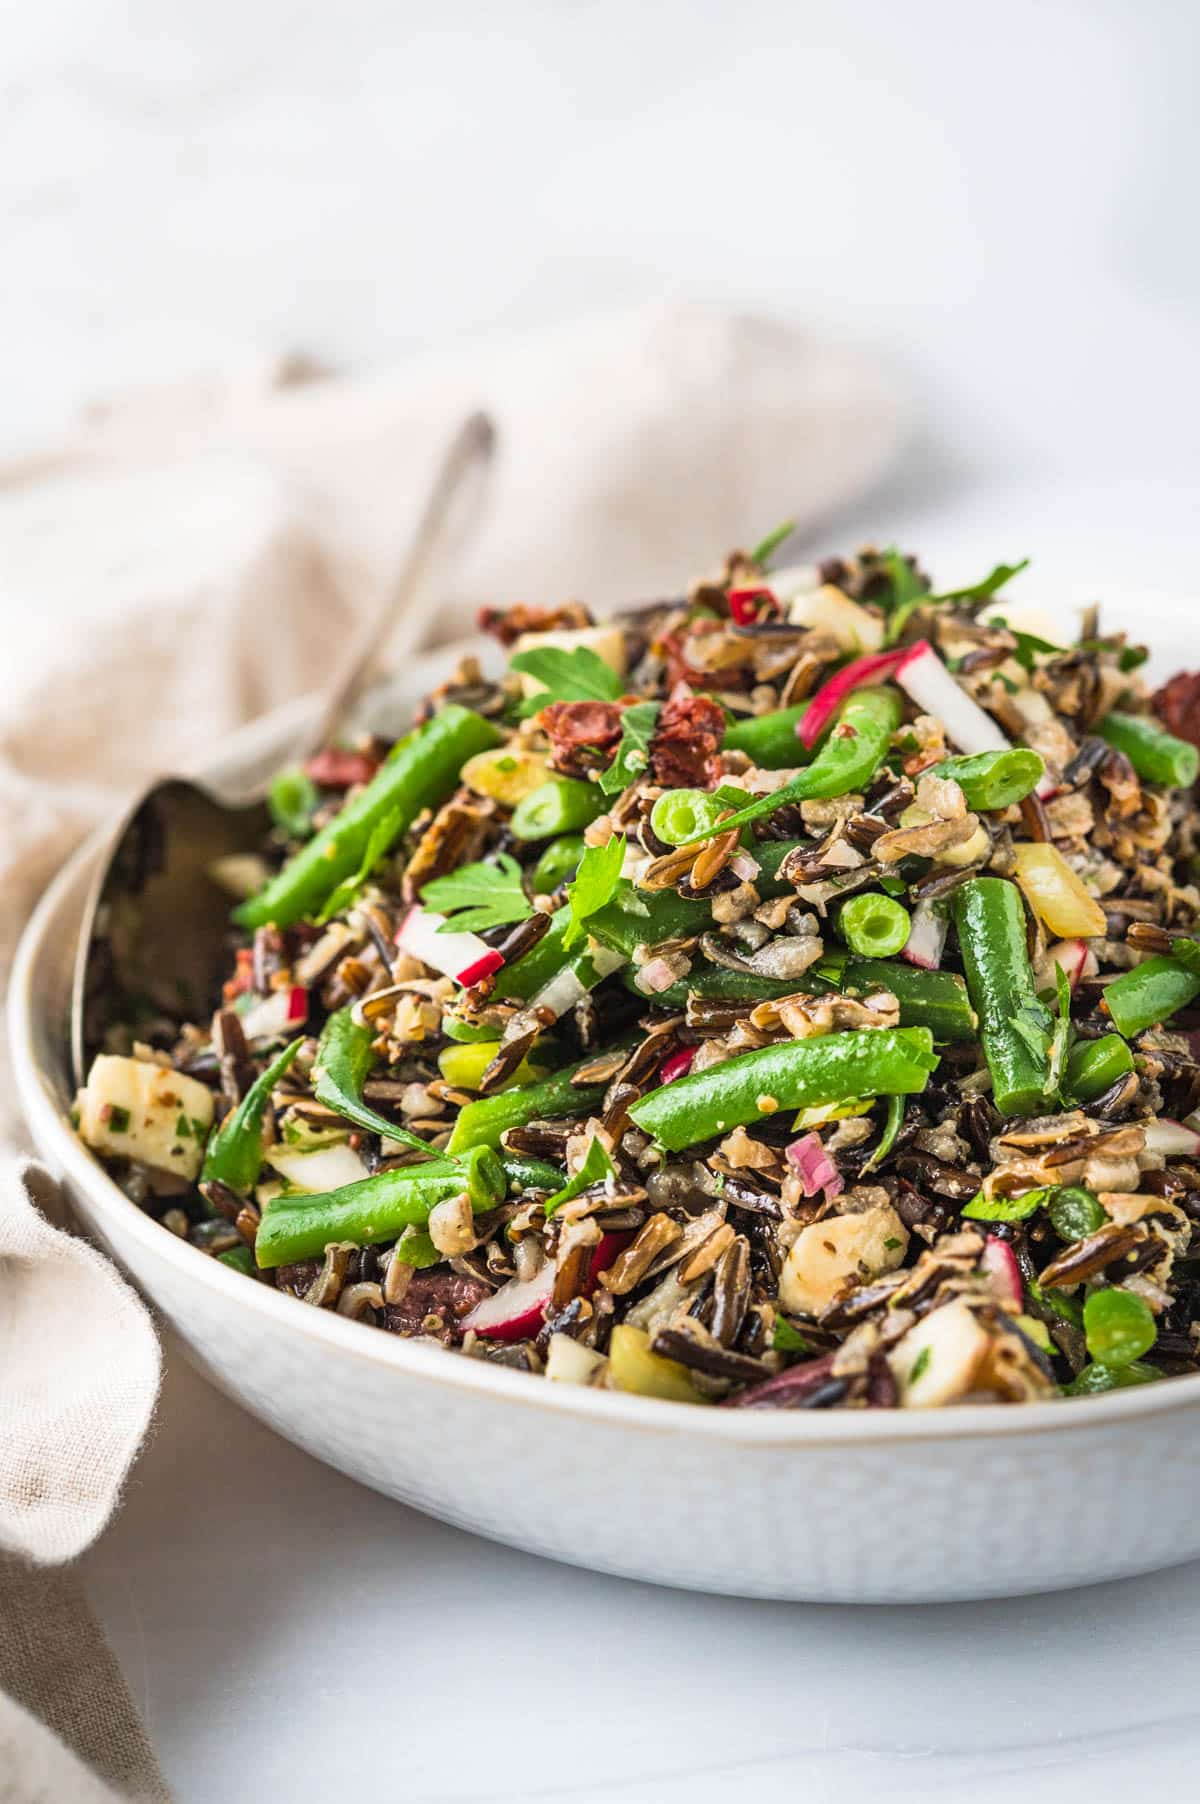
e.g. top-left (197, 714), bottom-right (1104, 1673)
top-left (981, 1235), bottom-right (1023, 1309)
top-left (894, 641), bottom-right (1009, 755)
top-left (396, 904), bottom-right (504, 987)
top-left (727, 585), bottom-right (781, 624)
top-left (462, 1261), bottom-right (555, 1341)
top-left (785, 1132), bottom-right (844, 1202)
top-left (583, 1230), bottom-right (634, 1298)
top-left (1143, 1119), bottom-right (1200, 1157)
top-left (659, 1046), bottom-right (697, 1084)
top-left (1044, 938), bottom-right (1094, 992)
top-left (799, 647), bottom-right (910, 749)
top-left (240, 986), bottom-right (308, 1044)
top-left (531, 945), bottom-right (626, 1019)
top-left (901, 899), bottom-right (948, 971)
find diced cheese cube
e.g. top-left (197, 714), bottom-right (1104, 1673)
top-left (78, 1054), bottom-right (214, 1180)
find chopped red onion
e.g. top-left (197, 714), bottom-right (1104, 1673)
top-left (785, 1132), bottom-right (844, 1201)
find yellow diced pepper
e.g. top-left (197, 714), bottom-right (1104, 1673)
top-left (1012, 843), bottom-right (1106, 938)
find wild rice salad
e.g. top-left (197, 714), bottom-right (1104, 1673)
top-left (76, 535), bottom-right (1200, 1408)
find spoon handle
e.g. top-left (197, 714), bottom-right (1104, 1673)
top-left (303, 409), bottom-right (496, 755)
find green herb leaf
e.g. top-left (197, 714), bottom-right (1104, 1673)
top-left (909, 1345), bottom-right (932, 1384)
top-left (772, 1315), bottom-right (814, 1354)
top-left (598, 701), bottom-right (660, 796)
top-left (989, 614), bottom-right (1059, 672)
top-left (881, 549), bottom-right (932, 644)
top-left (316, 800), bottom-right (406, 924)
top-left (962, 1188), bottom-right (1051, 1222)
top-left (861, 1092), bottom-right (905, 1175)
top-left (108, 1104), bottom-right (130, 1134)
top-left (563, 835), bottom-right (626, 949)
top-left (392, 1226), bottom-right (442, 1268)
top-left (422, 852), bottom-right (534, 936)
top-left (1045, 961), bottom-right (1073, 1099)
top-left (543, 1134), bottom-right (615, 1218)
top-left (749, 519), bottom-right (796, 569)
top-left (511, 645), bottom-right (624, 718)
top-left (933, 559), bottom-right (1031, 605)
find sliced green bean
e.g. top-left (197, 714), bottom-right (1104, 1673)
top-left (837, 893), bottom-right (911, 959)
top-left (722, 703), bottom-right (813, 768)
top-left (1103, 956), bottom-right (1200, 1038)
top-left (629, 1026), bottom-right (938, 1153)
top-left (446, 1052), bottom-right (616, 1153)
top-left (511, 778), bottom-right (607, 841)
top-left (255, 1143), bottom-right (505, 1268)
top-left (1063, 1034), bottom-right (1134, 1103)
top-left (531, 835), bottom-right (587, 894)
top-left (926, 747), bottom-right (1045, 811)
top-left (235, 705), bottom-right (503, 929)
top-left (1098, 712), bottom-right (1199, 789)
top-left (952, 876), bottom-right (1052, 1115)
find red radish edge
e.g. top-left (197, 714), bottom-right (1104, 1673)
top-left (981, 1236), bottom-right (1023, 1309)
top-left (396, 904), bottom-right (505, 986)
top-left (659, 1046), bottom-right (697, 1084)
top-left (457, 950), bottom-right (505, 986)
top-left (583, 1230), bottom-right (634, 1299)
top-left (901, 900), bottom-right (948, 971)
top-left (728, 586), bottom-right (780, 625)
top-left (1143, 1119), bottom-right (1200, 1156)
top-left (241, 985), bottom-right (308, 1040)
top-left (462, 1262), bottom-right (555, 1342)
top-left (798, 646), bottom-right (912, 748)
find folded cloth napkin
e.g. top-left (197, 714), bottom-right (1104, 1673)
top-left (0, 301), bottom-right (910, 1801)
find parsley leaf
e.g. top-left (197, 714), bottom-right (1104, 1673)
top-left (563, 834), bottom-right (626, 948)
top-left (989, 614), bottom-right (1059, 672)
top-left (598, 701), bottom-right (660, 796)
top-left (881, 549), bottom-right (933, 645)
top-left (1045, 961), bottom-right (1073, 1099)
top-left (861, 1092), bottom-right (905, 1175)
top-left (749, 519), bottom-right (796, 569)
top-left (963, 1187), bottom-right (1051, 1222)
top-left (511, 645), bottom-right (624, 718)
top-left (316, 801), bottom-right (406, 923)
top-left (422, 852), bottom-right (534, 935)
top-left (772, 1315), bottom-right (814, 1354)
top-left (543, 1134), bottom-right (615, 1217)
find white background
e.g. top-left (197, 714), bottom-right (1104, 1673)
top-left (8, 3), bottom-right (1200, 1799)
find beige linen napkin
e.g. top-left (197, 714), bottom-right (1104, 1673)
top-left (0, 302), bottom-right (909, 1801)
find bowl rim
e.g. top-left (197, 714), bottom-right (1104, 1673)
top-left (15, 634), bottom-right (1200, 1450)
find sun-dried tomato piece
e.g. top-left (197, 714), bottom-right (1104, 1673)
top-left (304, 747), bottom-right (382, 789)
top-left (477, 601), bottom-right (593, 646)
top-left (649, 684), bottom-right (726, 787)
top-left (1153, 671), bottom-right (1200, 751)
top-left (540, 700), bottom-right (624, 776)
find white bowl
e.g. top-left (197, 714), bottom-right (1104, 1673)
top-left (13, 606), bottom-right (1200, 1605)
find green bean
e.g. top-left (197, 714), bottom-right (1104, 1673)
top-left (650, 789), bottom-right (736, 846)
top-left (721, 703), bottom-right (813, 768)
top-left (255, 1143), bottom-right (505, 1268)
top-left (1098, 711), bottom-right (1199, 789)
top-left (1063, 1034), bottom-right (1134, 1103)
top-left (822, 957), bottom-right (977, 1043)
top-left (837, 893), bottom-right (911, 959)
top-left (1065, 1360), bottom-right (1161, 1395)
top-left (312, 1008), bottom-right (437, 1155)
top-left (952, 876), bottom-right (1052, 1115)
top-left (268, 768), bottom-right (321, 839)
top-left (511, 778), bottom-right (607, 841)
top-left (1083, 1288), bottom-right (1157, 1367)
top-left (500, 1154), bottom-right (567, 1194)
top-left (235, 705), bottom-right (503, 928)
top-left (628, 1026), bottom-right (938, 1153)
top-left (586, 883), bottom-right (711, 959)
top-left (1102, 955), bottom-right (1200, 1038)
top-left (201, 1038), bottom-right (302, 1198)
top-left (217, 1244), bottom-right (257, 1277)
top-left (446, 1053), bottom-right (615, 1153)
top-left (492, 910), bottom-right (571, 999)
top-left (531, 834), bottom-right (587, 894)
top-left (926, 747), bottom-right (1045, 811)
top-left (1047, 1186), bottom-right (1107, 1241)
top-left (671, 688), bottom-right (903, 844)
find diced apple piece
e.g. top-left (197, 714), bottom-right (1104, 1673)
top-left (461, 746), bottom-right (551, 805)
top-left (889, 1298), bottom-right (991, 1408)
top-left (545, 1334), bottom-right (607, 1386)
top-left (78, 1054), bottom-right (214, 1180)
top-left (607, 1324), bottom-right (706, 1403)
top-left (787, 584), bottom-right (885, 653)
top-left (779, 1203), bottom-right (908, 1319)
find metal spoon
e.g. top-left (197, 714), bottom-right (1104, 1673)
top-left (70, 410), bottom-right (496, 1087)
